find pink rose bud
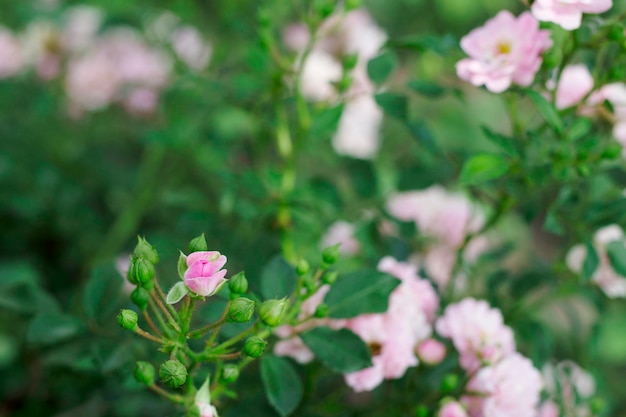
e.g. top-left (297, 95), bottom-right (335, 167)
top-left (183, 251), bottom-right (228, 297)
top-left (438, 401), bottom-right (468, 417)
top-left (417, 339), bottom-right (446, 365)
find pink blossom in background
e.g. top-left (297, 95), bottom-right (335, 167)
top-left (531, 0), bottom-right (613, 30)
top-left (62, 6), bottom-right (103, 52)
top-left (436, 298), bottom-right (515, 372)
top-left (537, 401), bottom-right (559, 417)
top-left (416, 339), bottom-right (446, 365)
top-left (555, 64), bottom-right (594, 110)
top-left (587, 83), bottom-right (626, 150)
top-left (463, 353), bottom-right (543, 417)
top-left (273, 335), bottom-right (315, 364)
top-left (284, 8), bottom-right (386, 160)
top-left (320, 220), bottom-right (361, 256)
top-left (115, 254), bottom-right (135, 294)
top-left (65, 50), bottom-right (120, 110)
top-left (183, 251), bottom-right (228, 297)
top-left (332, 95), bottom-right (383, 159)
top-left (197, 402), bottom-right (218, 417)
top-left (456, 11), bottom-right (552, 93)
top-left (171, 26), bottom-right (212, 70)
top-left (0, 27), bottom-right (24, 78)
top-left (566, 224), bottom-right (626, 298)
top-left (439, 401), bottom-right (468, 417)
top-left (123, 88), bottom-right (159, 115)
top-left (343, 257), bottom-right (438, 391)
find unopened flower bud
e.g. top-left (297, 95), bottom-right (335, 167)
top-left (416, 339), bottom-right (446, 365)
top-left (189, 233), bottom-right (208, 253)
top-left (159, 359), bottom-right (188, 388)
top-left (296, 259), bottom-right (309, 276)
top-left (243, 336), bottom-right (267, 358)
top-left (343, 54), bottom-right (358, 71)
top-left (134, 361), bottom-right (155, 385)
top-left (131, 287), bottom-right (150, 311)
top-left (228, 272), bottom-right (248, 294)
top-left (220, 364), bottom-right (240, 383)
top-left (441, 374), bottom-right (459, 393)
top-left (322, 271), bottom-right (338, 285)
top-left (129, 256), bottom-right (155, 286)
top-left (322, 244), bottom-right (341, 264)
top-left (133, 236), bottom-right (159, 264)
top-left (117, 309), bottom-right (138, 330)
top-left (227, 297), bottom-right (256, 323)
top-left (314, 304), bottom-right (329, 318)
top-left (259, 298), bottom-right (289, 327)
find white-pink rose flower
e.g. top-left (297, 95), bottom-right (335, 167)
top-left (439, 401), bottom-right (469, 417)
top-left (463, 353), bottom-right (543, 417)
top-left (0, 27), bottom-right (24, 78)
top-left (566, 224), bottom-right (626, 298)
top-left (456, 11), bottom-right (552, 93)
top-left (587, 83), bottom-right (626, 150)
top-left (183, 251), bottom-right (228, 297)
top-left (171, 26), bottom-right (212, 70)
top-left (555, 64), bottom-right (594, 110)
top-left (538, 401), bottom-right (560, 417)
top-left (320, 220), bottom-right (361, 256)
top-left (416, 339), bottom-right (446, 365)
top-left (332, 94), bottom-right (383, 159)
top-left (436, 298), bottom-right (515, 372)
top-left (532, 0), bottom-right (612, 30)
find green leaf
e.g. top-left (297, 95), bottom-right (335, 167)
top-left (260, 256), bottom-right (297, 299)
top-left (309, 105), bottom-right (343, 139)
top-left (166, 282), bottom-right (189, 304)
top-left (375, 92), bottom-right (408, 120)
top-left (301, 327), bottom-right (372, 373)
top-left (481, 127), bottom-right (518, 156)
top-left (261, 355), bottom-right (303, 416)
top-left (177, 251), bottom-right (188, 280)
top-left (367, 50), bottom-right (397, 85)
top-left (606, 241), bottom-right (626, 277)
top-left (459, 154), bottom-right (509, 185)
top-left (26, 313), bottom-right (84, 346)
top-left (325, 270), bottom-right (400, 318)
top-left (407, 80), bottom-right (445, 98)
top-left (582, 242), bottom-right (599, 280)
top-left (526, 90), bottom-right (563, 133)
top-left (566, 118), bottom-right (591, 142)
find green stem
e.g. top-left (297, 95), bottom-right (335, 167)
top-left (133, 326), bottom-right (167, 344)
top-left (155, 278), bottom-right (179, 319)
top-left (206, 300), bottom-right (230, 347)
top-left (151, 291), bottom-right (181, 332)
top-left (188, 318), bottom-right (226, 339)
top-left (178, 297), bottom-right (196, 344)
top-left (207, 325), bottom-right (257, 355)
top-left (149, 384), bottom-right (185, 404)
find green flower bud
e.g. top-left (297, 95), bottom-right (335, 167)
top-left (142, 277), bottom-right (155, 291)
top-left (220, 364), bottom-right (240, 383)
top-left (129, 256), bottom-right (155, 286)
top-left (440, 373), bottom-right (459, 393)
top-left (259, 298), bottom-right (289, 327)
top-left (243, 336), bottom-right (267, 358)
top-left (322, 271), bottom-right (338, 285)
top-left (296, 259), bottom-right (310, 276)
top-left (133, 236), bottom-right (159, 264)
top-left (322, 244), bottom-right (341, 264)
top-left (228, 272), bottom-right (248, 294)
top-left (159, 359), bottom-right (188, 388)
top-left (343, 54), bottom-right (358, 71)
top-left (414, 405), bottom-right (429, 417)
top-left (131, 287), bottom-right (150, 311)
top-left (227, 297), bottom-right (256, 323)
top-left (117, 309), bottom-right (138, 330)
top-left (189, 233), bottom-right (208, 253)
top-left (314, 304), bottom-right (329, 318)
top-left (134, 361), bottom-right (155, 385)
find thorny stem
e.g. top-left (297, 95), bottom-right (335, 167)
top-left (151, 290), bottom-right (181, 332)
top-left (188, 318), bottom-right (226, 339)
top-left (134, 326), bottom-right (167, 344)
top-left (149, 384), bottom-right (185, 404)
top-left (143, 310), bottom-right (162, 337)
top-left (155, 278), bottom-right (179, 319)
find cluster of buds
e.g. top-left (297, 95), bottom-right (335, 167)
top-left (127, 237), bottom-right (160, 310)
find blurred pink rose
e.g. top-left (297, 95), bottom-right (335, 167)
top-left (332, 95), bottom-right (383, 159)
top-left (183, 251), bottom-right (228, 297)
top-left (587, 83), bottom-right (626, 148)
top-left (538, 401), bottom-right (559, 417)
top-left (566, 224), bottom-right (626, 298)
top-left (436, 298), bottom-right (515, 372)
top-left (171, 26), bottom-right (212, 70)
top-left (531, 0), bottom-right (612, 30)
top-left (416, 339), bottom-right (446, 365)
top-left (197, 402), bottom-right (218, 417)
top-left (439, 401), bottom-right (468, 417)
top-left (123, 88), bottom-right (159, 115)
top-left (320, 220), bottom-right (361, 256)
top-left (555, 64), bottom-right (594, 110)
top-left (0, 27), bottom-right (24, 78)
top-left (464, 353), bottom-right (543, 417)
top-left (456, 11), bottom-right (552, 93)
top-left (343, 257), bottom-right (438, 391)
